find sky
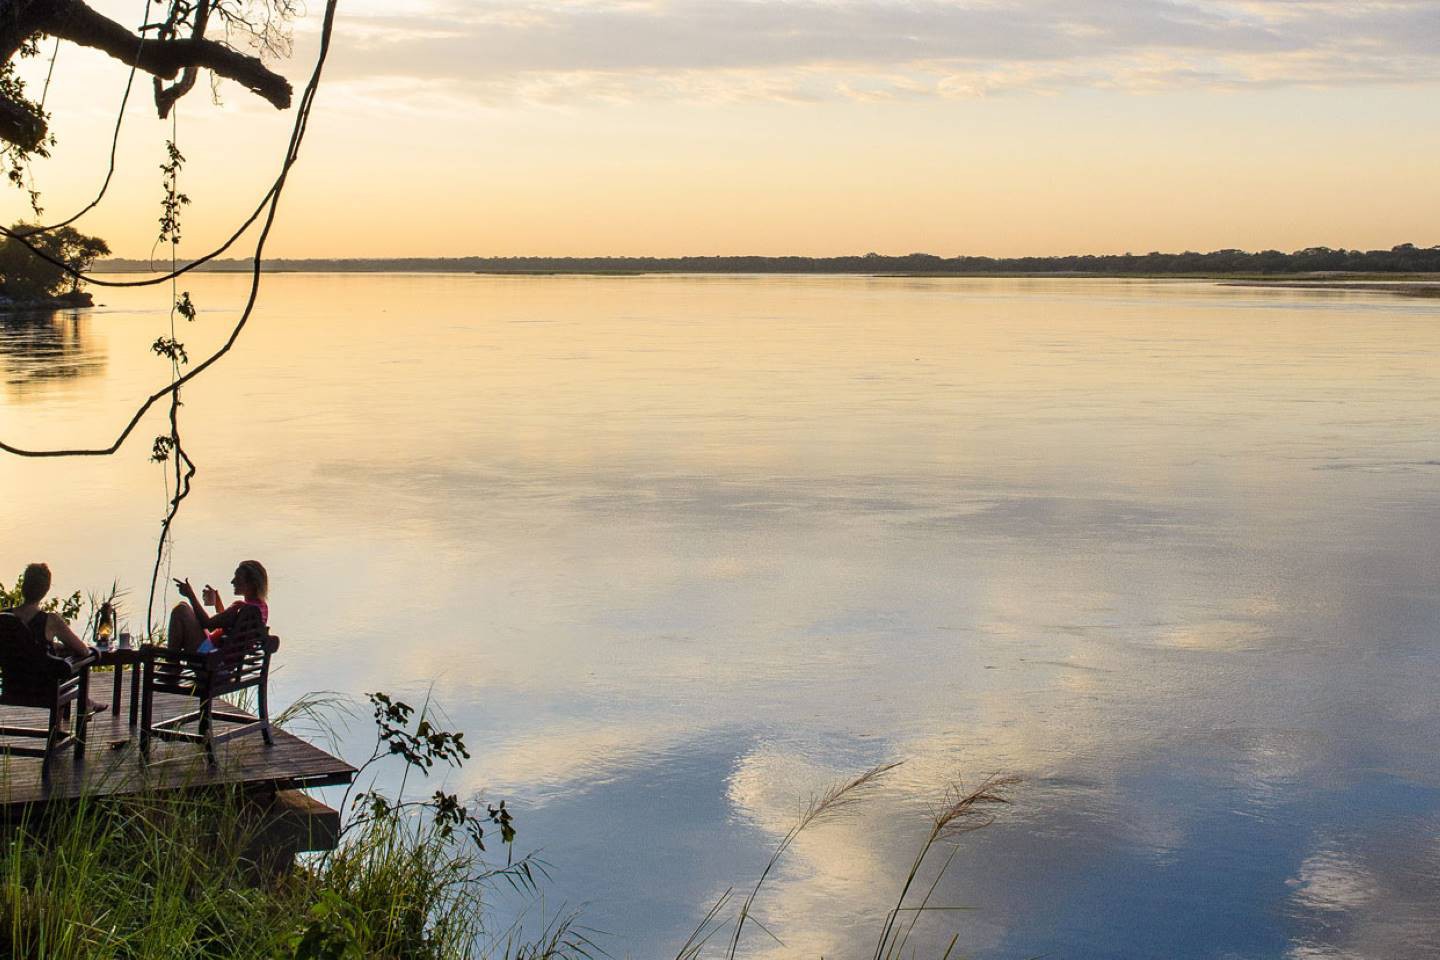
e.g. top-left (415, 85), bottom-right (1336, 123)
top-left (7, 0), bottom-right (1440, 258)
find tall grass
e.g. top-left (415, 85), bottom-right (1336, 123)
top-left (716, 762), bottom-right (900, 960)
top-left (680, 768), bottom-right (1019, 960)
top-left (872, 775), bottom-right (1019, 960)
top-left (0, 691), bottom-right (576, 960)
top-left (1, 681), bottom-right (1016, 959)
top-left (0, 787), bottom-right (549, 959)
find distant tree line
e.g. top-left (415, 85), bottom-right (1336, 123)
top-left (92, 244), bottom-right (1440, 276)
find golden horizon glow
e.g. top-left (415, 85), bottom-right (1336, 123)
top-left (6, 0), bottom-right (1440, 260)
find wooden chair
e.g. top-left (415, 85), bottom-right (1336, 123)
top-left (0, 612), bottom-right (95, 778)
top-left (140, 611), bottom-right (279, 764)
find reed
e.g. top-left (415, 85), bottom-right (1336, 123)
top-left (717, 762), bottom-right (901, 960)
top-left (872, 775), bottom-right (1019, 960)
top-left (2, 683), bottom-right (1016, 959)
top-left (680, 768), bottom-right (1018, 960)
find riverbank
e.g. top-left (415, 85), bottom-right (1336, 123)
top-left (0, 690), bottom-right (543, 960)
top-left (1222, 279), bottom-right (1440, 297)
top-left (0, 289), bottom-right (93, 311)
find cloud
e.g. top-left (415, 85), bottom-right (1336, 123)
top-left (322, 0), bottom-right (1440, 105)
top-left (1283, 830), bottom-right (1440, 959)
top-left (1288, 846), bottom-right (1379, 913)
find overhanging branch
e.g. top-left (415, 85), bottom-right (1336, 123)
top-left (45, 0), bottom-right (291, 110)
top-left (0, 0), bottom-right (292, 148)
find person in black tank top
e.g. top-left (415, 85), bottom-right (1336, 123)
top-left (6, 563), bottom-right (91, 659)
top-left (5, 562), bottom-right (106, 714)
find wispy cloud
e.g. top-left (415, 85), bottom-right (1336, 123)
top-left (323, 0), bottom-right (1440, 105)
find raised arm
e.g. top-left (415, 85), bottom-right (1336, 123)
top-left (174, 577), bottom-right (219, 629)
top-left (48, 612), bottom-right (91, 658)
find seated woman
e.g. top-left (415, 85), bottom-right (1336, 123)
top-left (169, 560), bottom-right (269, 655)
top-left (7, 561), bottom-right (105, 712)
top-left (8, 562), bottom-right (92, 659)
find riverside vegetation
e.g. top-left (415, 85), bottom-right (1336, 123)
top-left (0, 224), bottom-right (108, 309)
top-left (0, 705), bottom-right (1015, 957)
top-left (0, 686), bottom-right (554, 960)
top-left (1, 568), bottom-right (550, 960)
top-left (1, 582), bottom-right (1016, 959)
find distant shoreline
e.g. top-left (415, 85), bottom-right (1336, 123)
top-left (86, 260), bottom-right (1440, 292)
top-left (1222, 280), bottom-right (1440, 297)
top-left (90, 246), bottom-right (1440, 280)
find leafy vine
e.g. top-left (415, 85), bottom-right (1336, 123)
top-left (156, 140), bottom-right (190, 246)
top-left (0, 35), bottom-right (53, 217)
top-left (0, 0), bottom-right (340, 635)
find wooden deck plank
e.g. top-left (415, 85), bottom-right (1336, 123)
top-left (0, 678), bottom-right (356, 813)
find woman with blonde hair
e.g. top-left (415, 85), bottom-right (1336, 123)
top-left (169, 559), bottom-right (269, 654)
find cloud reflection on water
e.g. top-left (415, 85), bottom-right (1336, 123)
top-left (3, 276), bottom-right (1440, 956)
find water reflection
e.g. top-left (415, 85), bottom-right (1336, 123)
top-left (0, 309), bottom-right (106, 397)
top-left (3, 276), bottom-right (1440, 958)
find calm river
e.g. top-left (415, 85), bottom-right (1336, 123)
top-left (3, 275), bottom-right (1439, 958)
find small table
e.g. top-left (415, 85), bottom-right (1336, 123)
top-left (95, 646), bottom-right (148, 727)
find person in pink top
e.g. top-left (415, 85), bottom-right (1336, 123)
top-left (168, 559), bottom-right (269, 654)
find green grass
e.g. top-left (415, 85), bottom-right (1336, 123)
top-left (0, 786), bottom-right (574, 960)
top-left (0, 691), bottom-right (578, 960)
top-left (1, 692), bottom-right (1017, 960)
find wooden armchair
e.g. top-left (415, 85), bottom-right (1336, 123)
top-left (0, 612), bottom-right (96, 777)
top-left (140, 612), bottom-right (278, 764)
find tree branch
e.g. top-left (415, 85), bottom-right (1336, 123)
top-left (42, 0), bottom-right (291, 112)
top-left (153, 0), bottom-right (213, 118)
top-left (0, 0), bottom-right (292, 149)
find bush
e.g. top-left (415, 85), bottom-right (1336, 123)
top-left (0, 224), bottom-right (109, 300)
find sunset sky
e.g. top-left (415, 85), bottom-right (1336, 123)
top-left (10, 0), bottom-right (1440, 258)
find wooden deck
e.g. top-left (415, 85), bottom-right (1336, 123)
top-left (0, 677), bottom-right (356, 815)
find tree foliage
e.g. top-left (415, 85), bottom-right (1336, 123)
top-left (0, 221), bottom-right (109, 298)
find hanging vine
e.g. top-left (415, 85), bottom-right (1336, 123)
top-left (0, 0), bottom-right (341, 637)
top-left (142, 119), bottom-right (199, 635)
top-left (156, 140), bottom-right (190, 246)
